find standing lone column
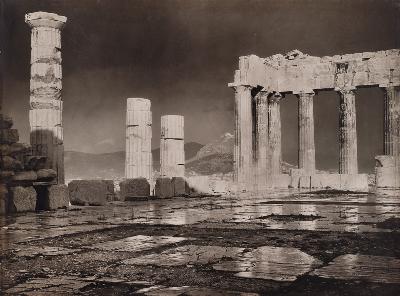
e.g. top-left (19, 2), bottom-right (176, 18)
top-left (160, 115), bottom-right (184, 177)
top-left (298, 91), bottom-right (316, 174)
top-left (268, 92), bottom-right (283, 175)
top-left (125, 98), bottom-right (153, 182)
top-left (255, 90), bottom-right (269, 188)
top-left (233, 85), bottom-right (253, 189)
top-left (338, 88), bottom-right (358, 174)
top-left (25, 12), bottom-right (67, 184)
top-left (384, 86), bottom-right (400, 157)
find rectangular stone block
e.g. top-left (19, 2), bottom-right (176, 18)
top-left (310, 174), bottom-right (341, 189)
top-left (9, 186), bottom-right (37, 213)
top-left (119, 178), bottom-right (150, 200)
top-left (155, 177), bottom-right (173, 198)
top-left (171, 177), bottom-right (189, 197)
top-left (269, 174), bottom-right (291, 189)
top-left (0, 184), bottom-right (8, 215)
top-left (339, 174), bottom-right (369, 191)
top-left (68, 180), bottom-right (112, 206)
top-left (36, 184), bottom-right (69, 210)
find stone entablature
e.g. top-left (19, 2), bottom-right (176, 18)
top-left (229, 49), bottom-right (400, 93)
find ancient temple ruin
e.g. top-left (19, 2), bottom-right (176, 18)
top-left (25, 12), bottom-right (67, 184)
top-left (229, 49), bottom-right (400, 192)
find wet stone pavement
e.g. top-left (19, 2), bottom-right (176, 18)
top-left (1, 191), bottom-right (400, 295)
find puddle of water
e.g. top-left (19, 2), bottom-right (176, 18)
top-left (123, 245), bottom-right (244, 266)
top-left (311, 254), bottom-right (400, 284)
top-left (89, 235), bottom-right (190, 252)
top-left (213, 246), bottom-right (322, 282)
top-left (136, 285), bottom-right (259, 296)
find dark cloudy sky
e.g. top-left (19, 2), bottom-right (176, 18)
top-left (2, 0), bottom-right (400, 172)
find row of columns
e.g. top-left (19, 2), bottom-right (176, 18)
top-left (233, 85), bottom-right (400, 189)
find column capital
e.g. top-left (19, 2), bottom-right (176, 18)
top-left (268, 92), bottom-right (283, 104)
top-left (297, 91), bottom-right (315, 99)
top-left (25, 12), bottom-right (67, 29)
top-left (336, 87), bottom-right (356, 95)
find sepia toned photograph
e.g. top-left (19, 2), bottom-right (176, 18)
top-left (0, 0), bottom-right (399, 295)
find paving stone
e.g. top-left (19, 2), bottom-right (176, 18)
top-left (213, 246), bottom-right (323, 281)
top-left (91, 235), bottom-right (189, 252)
top-left (135, 285), bottom-right (259, 296)
top-left (311, 254), bottom-right (400, 284)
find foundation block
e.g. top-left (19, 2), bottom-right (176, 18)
top-left (119, 178), bottom-right (150, 200)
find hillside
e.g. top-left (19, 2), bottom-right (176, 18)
top-left (64, 142), bottom-right (203, 181)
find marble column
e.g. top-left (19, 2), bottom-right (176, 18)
top-left (298, 91), bottom-right (316, 174)
top-left (338, 88), bottom-right (358, 174)
top-left (25, 12), bottom-right (67, 184)
top-left (255, 90), bottom-right (269, 188)
top-left (268, 92), bottom-right (283, 175)
top-left (233, 85), bottom-right (253, 188)
top-left (160, 115), bottom-right (185, 178)
top-left (125, 98), bottom-right (153, 183)
top-left (384, 86), bottom-right (400, 157)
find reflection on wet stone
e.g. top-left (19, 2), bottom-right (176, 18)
top-left (311, 254), bottom-right (400, 284)
top-left (90, 235), bottom-right (190, 252)
top-left (136, 285), bottom-right (259, 296)
top-left (213, 246), bottom-right (322, 281)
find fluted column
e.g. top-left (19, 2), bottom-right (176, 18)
top-left (125, 98), bottom-right (152, 183)
top-left (233, 85), bottom-right (253, 188)
top-left (338, 88), bottom-right (358, 174)
top-left (384, 86), bottom-right (400, 157)
top-left (268, 92), bottom-right (283, 175)
top-left (255, 90), bottom-right (269, 188)
top-left (25, 12), bottom-right (67, 184)
top-left (298, 91), bottom-right (316, 174)
top-left (160, 115), bottom-right (184, 178)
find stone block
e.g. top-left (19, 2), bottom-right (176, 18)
top-left (0, 114), bottom-right (13, 129)
top-left (47, 184), bottom-right (69, 210)
top-left (269, 174), bottom-right (291, 189)
top-left (119, 178), bottom-right (150, 200)
top-left (0, 156), bottom-right (23, 171)
top-left (0, 170), bottom-right (15, 181)
top-left (340, 174), bottom-right (369, 191)
top-left (171, 177), bottom-right (189, 196)
top-left (211, 180), bottom-right (230, 194)
top-left (0, 183), bottom-right (8, 215)
top-left (375, 156), bottom-right (400, 189)
top-left (0, 129), bottom-right (19, 144)
top-left (102, 180), bottom-right (116, 201)
top-left (310, 174), bottom-right (341, 189)
top-left (0, 143), bottom-right (31, 157)
top-left (186, 176), bottom-right (210, 194)
top-left (9, 186), bottom-right (37, 212)
top-left (37, 169), bottom-right (57, 181)
top-left (12, 171), bottom-right (37, 182)
top-left (155, 177), bottom-right (173, 198)
top-left (24, 156), bottom-right (47, 170)
top-left (68, 180), bottom-right (110, 206)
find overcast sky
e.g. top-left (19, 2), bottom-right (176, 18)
top-left (2, 0), bottom-right (400, 172)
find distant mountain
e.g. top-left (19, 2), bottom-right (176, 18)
top-left (64, 142), bottom-right (203, 181)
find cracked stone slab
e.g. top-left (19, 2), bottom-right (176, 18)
top-left (123, 245), bottom-right (245, 266)
top-left (213, 246), bottom-right (323, 282)
top-left (135, 285), bottom-right (259, 295)
top-left (89, 235), bottom-right (191, 252)
top-left (14, 246), bottom-right (81, 258)
top-left (310, 254), bottom-right (400, 284)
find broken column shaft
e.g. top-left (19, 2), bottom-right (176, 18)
top-left (384, 86), bottom-right (400, 157)
top-left (255, 90), bottom-right (269, 188)
top-left (160, 115), bottom-right (184, 178)
top-left (338, 88), bottom-right (358, 174)
top-left (298, 91), bottom-right (316, 174)
top-left (268, 92), bottom-right (283, 175)
top-left (25, 12), bottom-right (67, 184)
top-left (125, 98), bottom-right (153, 183)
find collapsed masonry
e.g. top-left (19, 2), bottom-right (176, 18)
top-left (0, 114), bottom-right (68, 214)
top-left (229, 49), bottom-right (400, 192)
